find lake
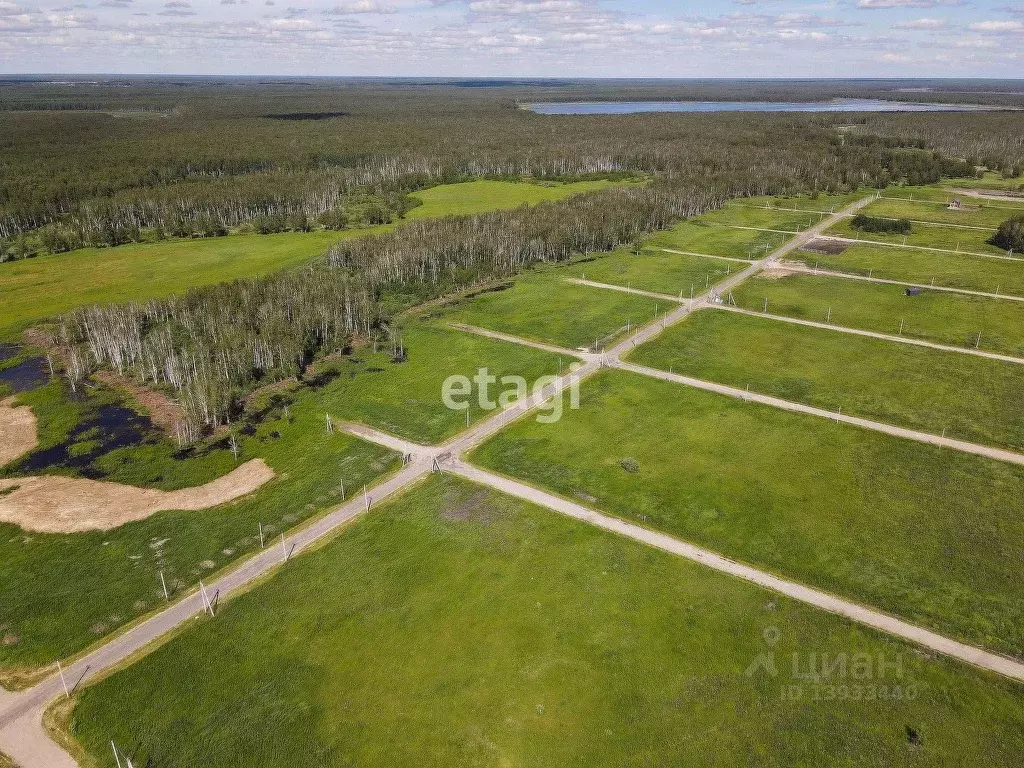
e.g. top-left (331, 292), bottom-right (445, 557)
top-left (525, 99), bottom-right (1006, 115)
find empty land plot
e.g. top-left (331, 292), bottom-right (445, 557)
top-left (738, 191), bottom-right (867, 212)
top-left (627, 309), bottom-right (1024, 451)
top-left (645, 221), bottom-right (794, 259)
top-left (471, 369), bottom-right (1024, 658)
top-left (561, 248), bottom-right (742, 297)
top-left (732, 273), bottom-right (1024, 357)
top-left (67, 475), bottom-right (1024, 767)
top-left (885, 185), bottom-right (1024, 205)
top-left (860, 198), bottom-right (1017, 229)
top-left (434, 272), bottom-right (660, 351)
top-left (826, 219), bottom-right (1005, 257)
top-left (313, 323), bottom-right (565, 444)
top-left (694, 205), bottom-right (824, 232)
top-left (789, 243), bottom-right (1024, 297)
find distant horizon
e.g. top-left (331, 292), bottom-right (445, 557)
top-left (3, 74), bottom-right (1024, 84)
top-left (2, 0), bottom-right (1021, 79)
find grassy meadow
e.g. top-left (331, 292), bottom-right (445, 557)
top-left (627, 309), bottom-right (1024, 450)
top-left (0, 179), bottom-right (626, 341)
top-left (435, 271), bottom-right (661, 350)
top-left (405, 178), bottom-right (628, 219)
top-left (740, 190), bottom-right (868, 212)
top-left (732, 273), bottom-right (1024, 357)
top-left (562, 248), bottom-right (743, 297)
top-left (471, 369), bottom-right (1024, 658)
top-left (861, 197), bottom-right (1019, 229)
top-left (694, 205), bottom-right (824, 232)
top-left (644, 221), bottom-right (796, 260)
top-left (312, 322), bottom-right (565, 444)
top-left (789, 243), bottom-right (1024, 297)
top-left (67, 474), bottom-right (1024, 767)
top-left (826, 218), bottom-right (1005, 257)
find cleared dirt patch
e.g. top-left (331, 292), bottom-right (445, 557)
top-left (0, 459), bottom-right (275, 533)
top-left (759, 265), bottom-right (803, 280)
top-left (0, 397), bottom-right (37, 468)
top-left (800, 238), bottom-right (848, 255)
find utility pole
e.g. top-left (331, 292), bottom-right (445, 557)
top-left (160, 570), bottom-right (169, 601)
top-left (57, 659), bottom-right (69, 699)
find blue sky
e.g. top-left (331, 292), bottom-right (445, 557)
top-left (1, 0), bottom-right (1022, 76)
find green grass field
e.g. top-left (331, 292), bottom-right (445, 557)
top-left (67, 474), bottom-right (1024, 767)
top-left (826, 219), bottom-right (1005, 257)
top-left (471, 369), bottom-right (1024, 658)
top-left (740, 191), bottom-right (868, 212)
top-left (860, 197), bottom-right (1018, 229)
top-left (645, 221), bottom-right (794, 259)
top-left (694, 205), bottom-right (824, 232)
top-left (405, 178), bottom-right (627, 219)
top-left (0, 180), bottom-right (627, 341)
top-left (313, 322), bottom-right (564, 444)
top-left (940, 172), bottom-right (1024, 194)
top-left (435, 270), bottom-right (661, 350)
top-left (627, 309), bottom-right (1024, 450)
top-left (732, 273), bottom-right (1024, 357)
top-left (562, 248), bottom-right (743, 297)
top-left (0, 322), bottom-right (561, 676)
top-left (790, 243), bottom-right (1024, 298)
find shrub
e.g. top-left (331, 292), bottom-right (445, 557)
top-left (990, 216), bottom-right (1024, 253)
top-left (851, 214), bottom-right (912, 235)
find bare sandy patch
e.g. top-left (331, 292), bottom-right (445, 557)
top-left (0, 397), bottom-right (37, 468)
top-left (760, 265), bottom-right (802, 280)
top-left (0, 459), bottom-right (275, 534)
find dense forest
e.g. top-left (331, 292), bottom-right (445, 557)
top-left (4, 77), bottom-right (1021, 435)
top-left (0, 77), bottom-right (1013, 255)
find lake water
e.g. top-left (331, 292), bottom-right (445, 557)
top-left (525, 99), bottom-right (1004, 115)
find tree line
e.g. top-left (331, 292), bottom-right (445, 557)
top-left (59, 181), bottom-right (723, 436)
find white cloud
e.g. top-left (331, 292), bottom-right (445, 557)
top-left (894, 17), bottom-right (947, 28)
top-left (857, 0), bottom-right (959, 8)
top-left (324, 1), bottom-right (395, 14)
top-left (969, 19), bottom-right (1024, 31)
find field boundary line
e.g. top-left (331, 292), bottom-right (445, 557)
top-left (446, 323), bottom-right (596, 359)
top-left (445, 459), bottom-right (1024, 683)
top-left (613, 360), bottom-right (1024, 467)
top-left (710, 304), bottom-right (1024, 366)
top-left (708, 223), bottom-right (802, 235)
top-left (820, 235), bottom-right (1021, 262)
top-left (774, 262), bottom-right (1024, 303)
top-left (883, 193), bottom-right (1024, 211)
top-left (564, 278), bottom-right (685, 303)
top-left (654, 248), bottom-right (754, 264)
top-left (839, 214), bottom-right (995, 232)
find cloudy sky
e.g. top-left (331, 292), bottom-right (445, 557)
top-left (1, 0), bottom-right (1021, 77)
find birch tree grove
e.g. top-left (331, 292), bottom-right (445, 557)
top-left (59, 182), bottom-right (720, 436)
